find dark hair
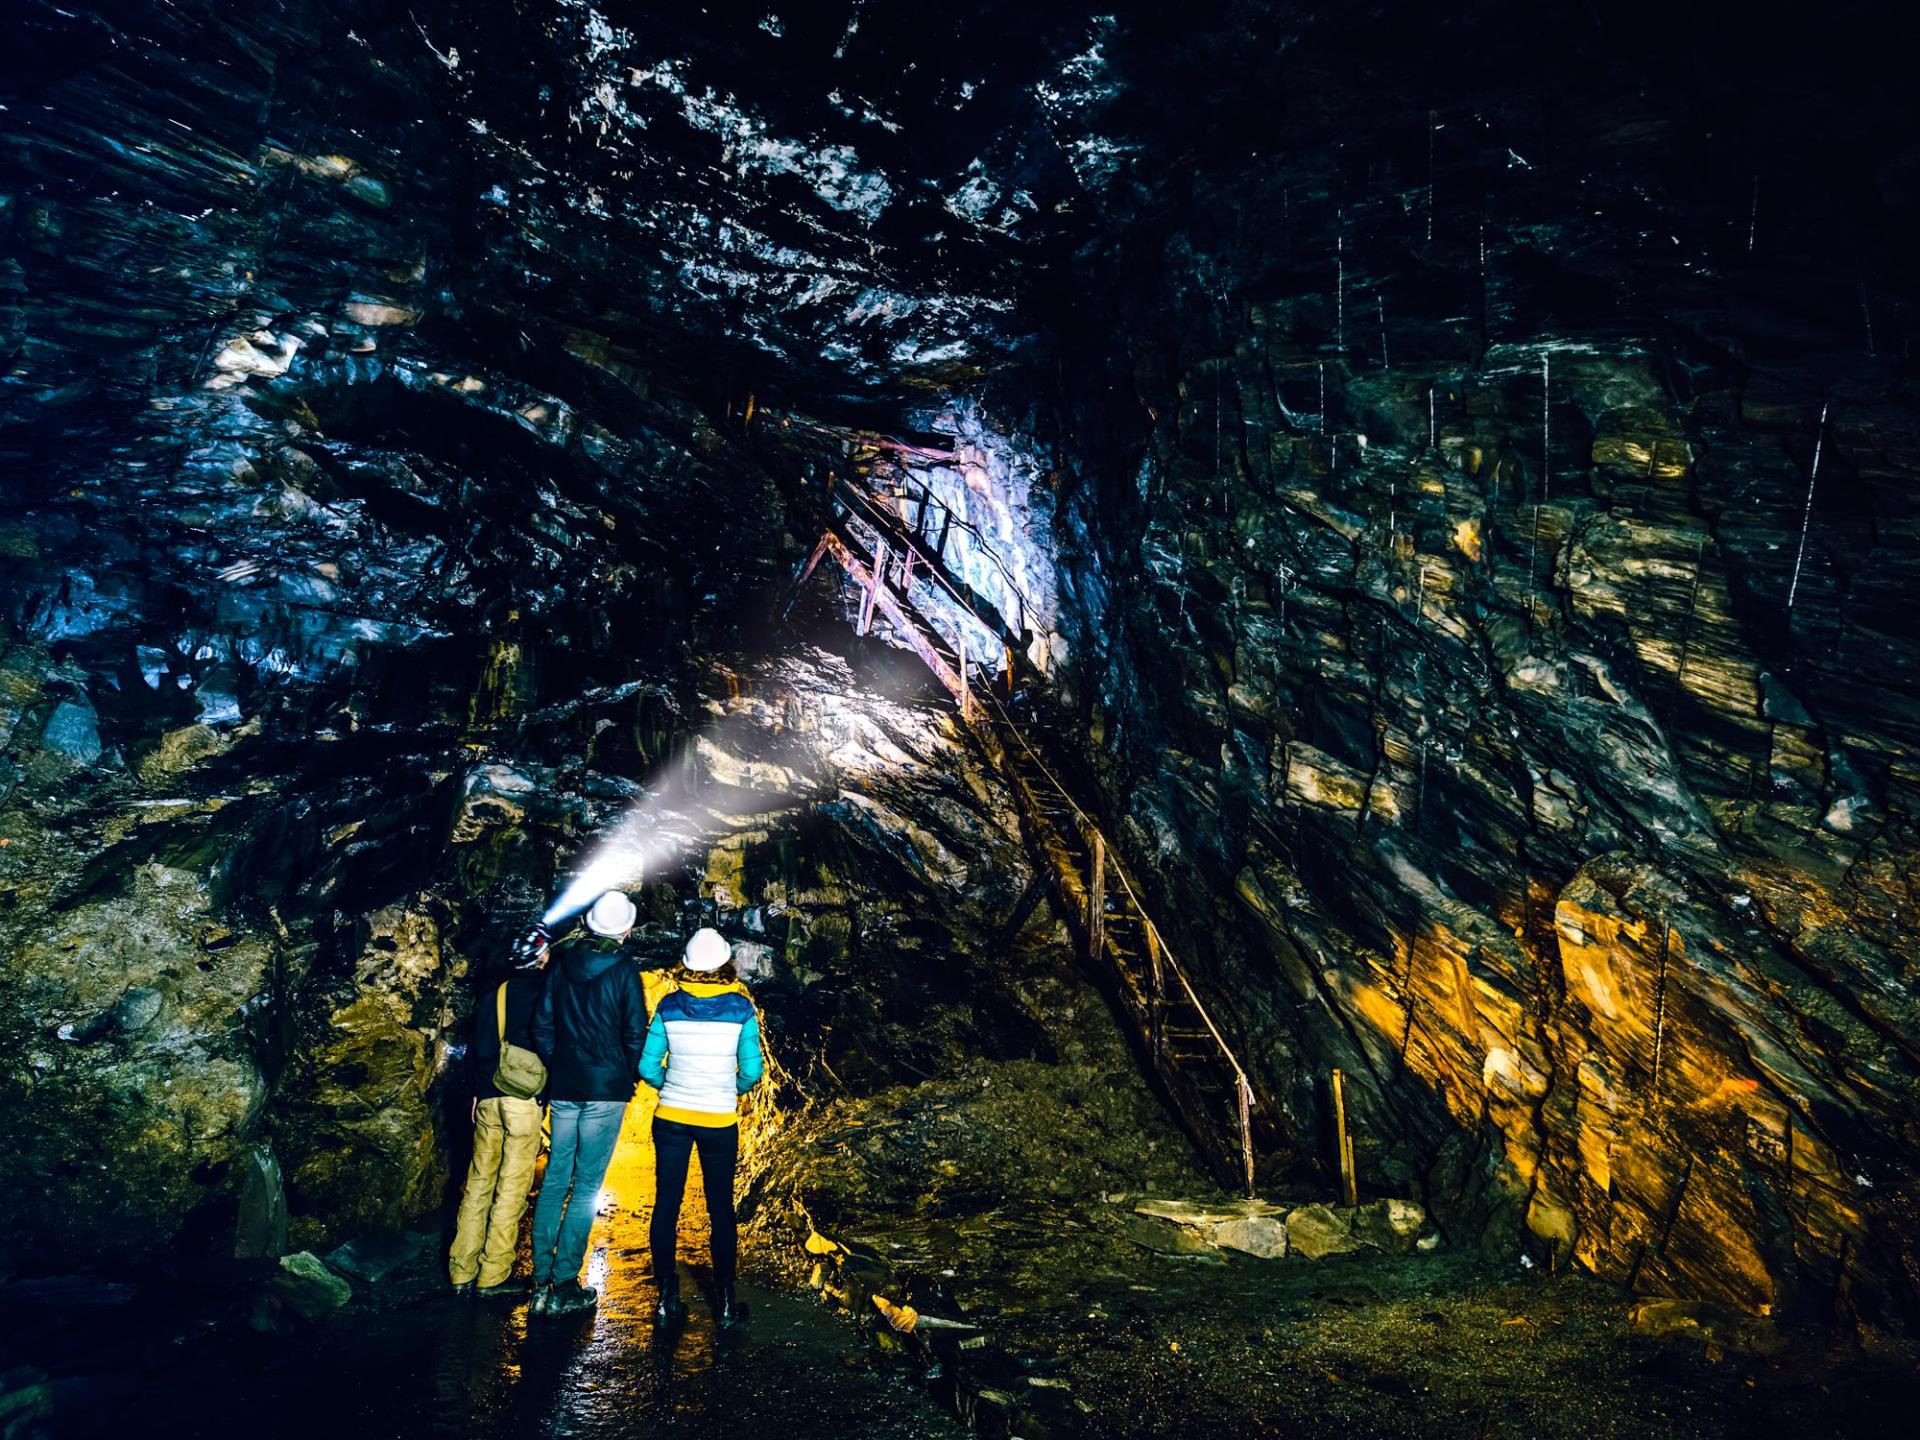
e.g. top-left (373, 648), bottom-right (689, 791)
top-left (675, 960), bottom-right (738, 985)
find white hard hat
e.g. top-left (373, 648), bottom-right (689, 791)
top-left (682, 927), bottom-right (731, 972)
top-left (585, 890), bottom-right (638, 937)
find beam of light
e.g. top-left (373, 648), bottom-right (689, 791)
top-left (540, 714), bottom-right (785, 927)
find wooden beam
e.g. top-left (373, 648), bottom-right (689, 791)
top-left (822, 533), bottom-right (967, 705)
top-left (1088, 828), bottom-right (1106, 965)
top-left (777, 532), bottom-right (833, 619)
top-left (1332, 1068), bottom-right (1358, 1207)
top-left (1238, 1075), bottom-right (1257, 1199)
top-left (857, 538), bottom-right (889, 636)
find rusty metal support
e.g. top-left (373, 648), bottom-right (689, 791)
top-left (857, 538), bottom-right (889, 636)
top-left (1237, 1075), bottom-right (1257, 1199)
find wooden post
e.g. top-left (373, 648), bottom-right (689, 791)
top-left (778, 533), bottom-right (832, 619)
top-left (1331, 1068), bottom-right (1358, 1207)
top-left (1237, 1074), bottom-right (1257, 1199)
top-left (1145, 921), bottom-right (1165, 1061)
top-left (858, 538), bottom-right (889, 636)
top-left (1088, 828), bottom-right (1107, 963)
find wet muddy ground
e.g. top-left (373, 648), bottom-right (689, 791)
top-left (5, 1057), bottom-right (1916, 1439)
top-left (0, 1087), bottom-right (962, 1440)
top-left (754, 1058), bottom-right (1920, 1440)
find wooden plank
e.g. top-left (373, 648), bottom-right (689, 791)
top-left (857, 538), bottom-right (889, 636)
top-left (1088, 829), bottom-right (1107, 967)
top-left (823, 533), bottom-right (966, 703)
top-left (1332, 1068), bottom-right (1358, 1206)
top-left (776, 532), bottom-right (833, 619)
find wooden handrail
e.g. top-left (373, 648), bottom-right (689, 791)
top-left (809, 465), bottom-right (1262, 1195)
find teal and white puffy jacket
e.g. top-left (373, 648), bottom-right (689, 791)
top-left (639, 979), bottom-right (765, 1127)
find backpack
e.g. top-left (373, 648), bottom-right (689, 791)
top-left (491, 982), bottom-right (547, 1100)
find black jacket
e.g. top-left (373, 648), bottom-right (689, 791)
top-left (531, 935), bottom-right (648, 1102)
top-left (467, 970), bottom-right (547, 1103)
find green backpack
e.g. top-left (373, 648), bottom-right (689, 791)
top-left (491, 983), bottom-right (547, 1100)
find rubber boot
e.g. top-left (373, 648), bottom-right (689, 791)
top-left (654, 1283), bottom-right (688, 1326)
top-left (716, 1284), bottom-right (748, 1328)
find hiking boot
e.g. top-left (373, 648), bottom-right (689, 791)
top-left (715, 1284), bottom-right (748, 1329)
top-left (530, 1285), bottom-right (553, 1317)
top-left (450, 1279), bottom-right (475, 1298)
top-left (546, 1280), bottom-right (599, 1315)
top-left (476, 1281), bottom-right (524, 1301)
top-left (654, 1290), bottom-right (688, 1326)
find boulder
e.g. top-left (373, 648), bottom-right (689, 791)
top-left (1213, 1215), bottom-right (1289, 1259)
top-left (1351, 1198), bottom-right (1426, 1253)
top-left (1627, 1299), bottom-right (1784, 1359)
top-left (269, 1251), bottom-right (351, 1320)
top-left (1286, 1203), bottom-right (1360, 1259)
top-left (36, 699), bottom-right (101, 775)
top-left (1122, 1215), bottom-right (1222, 1259)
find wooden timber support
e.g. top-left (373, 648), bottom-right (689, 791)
top-left (819, 531), bottom-right (967, 700)
top-left (858, 538), bottom-right (889, 636)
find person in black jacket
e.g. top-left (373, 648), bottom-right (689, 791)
top-left (448, 965), bottom-right (546, 1296)
top-left (526, 890), bottom-right (648, 1316)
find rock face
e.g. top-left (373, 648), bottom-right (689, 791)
top-left (1023, 2), bottom-right (1920, 1342)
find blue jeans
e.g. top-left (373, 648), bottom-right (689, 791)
top-left (531, 1100), bottom-right (627, 1287)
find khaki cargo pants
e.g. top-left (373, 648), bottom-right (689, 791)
top-left (449, 1095), bottom-right (543, 1287)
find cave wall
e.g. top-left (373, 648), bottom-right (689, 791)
top-left (5, 0), bottom-right (1919, 1342)
top-left (0, 0), bottom-right (807, 1260)
top-left (1032, 1), bottom-right (1920, 1335)
top-left (0, 0), bottom-right (1108, 1264)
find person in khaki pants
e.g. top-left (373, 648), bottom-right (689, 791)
top-left (449, 966), bottom-right (546, 1296)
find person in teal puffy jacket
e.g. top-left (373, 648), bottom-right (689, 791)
top-left (639, 927), bottom-right (764, 1327)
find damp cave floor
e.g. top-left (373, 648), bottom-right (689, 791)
top-left (5, 1085), bottom-right (1918, 1440)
